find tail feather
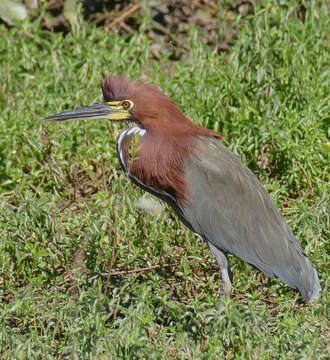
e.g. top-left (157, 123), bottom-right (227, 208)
top-left (275, 252), bottom-right (321, 302)
top-left (298, 257), bottom-right (320, 302)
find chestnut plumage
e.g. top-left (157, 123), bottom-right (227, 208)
top-left (45, 75), bottom-right (321, 304)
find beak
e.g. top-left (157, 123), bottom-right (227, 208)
top-left (44, 102), bottom-right (130, 122)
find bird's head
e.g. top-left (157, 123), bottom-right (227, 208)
top-left (44, 74), bottom-right (198, 135)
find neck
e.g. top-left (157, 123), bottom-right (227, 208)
top-left (117, 124), bottom-right (147, 173)
top-left (116, 121), bottom-right (223, 205)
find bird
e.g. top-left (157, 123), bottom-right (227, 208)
top-left (44, 74), bottom-right (321, 304)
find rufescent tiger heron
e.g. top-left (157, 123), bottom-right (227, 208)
top-left (45, 75), bottom-right (320, 304)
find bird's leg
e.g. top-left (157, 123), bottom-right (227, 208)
top-left (207, 242), bottom-right (232, 307)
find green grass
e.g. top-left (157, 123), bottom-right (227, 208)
top-left (0, 1), bottom-right (329, 358)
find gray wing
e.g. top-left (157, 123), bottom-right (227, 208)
top-left (182, 136), bottom-right (320, 301)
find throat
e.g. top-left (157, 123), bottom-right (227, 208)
top-left (117, 125), bottom-right (147, 172)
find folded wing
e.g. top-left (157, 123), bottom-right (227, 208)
top-left (182, 136), bottom-right (320, 301)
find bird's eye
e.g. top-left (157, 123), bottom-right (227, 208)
top-left (122, 100), bottom-right (131, 110)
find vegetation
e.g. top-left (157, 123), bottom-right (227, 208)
top-left (0, 1), bottom-right (329, 358)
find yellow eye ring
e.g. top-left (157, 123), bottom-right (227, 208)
top-left (122, 100), bottom-right (132, 110)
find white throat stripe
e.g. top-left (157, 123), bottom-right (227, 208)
top-left (117, 126), bottom-right (147, 171)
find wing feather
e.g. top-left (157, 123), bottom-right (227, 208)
top-left (182, 137), bottom-right (320, 301)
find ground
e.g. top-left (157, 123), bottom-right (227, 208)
top-left (0, 1), bottom-right (329, 358)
